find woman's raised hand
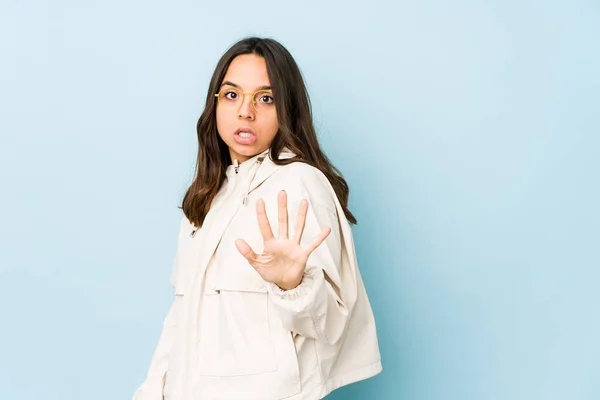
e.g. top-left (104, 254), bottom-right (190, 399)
top-left (235, 190), bottom-right (331, 290)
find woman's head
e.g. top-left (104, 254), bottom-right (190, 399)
top-left (215, 53), bottom-right (279, 163)
top-left (200, 37), bottom-right (317, 164)
top-left (182, 37), bottom-right (357, 227)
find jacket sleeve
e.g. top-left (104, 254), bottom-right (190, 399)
top-left (133, 218), bottom-right (185, 400)
top-left (265, 198), bottom-right (357, 346)
top-left (132, 295), bottom-right (180, 400)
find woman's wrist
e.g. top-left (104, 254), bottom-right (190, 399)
top-left (275, 274), bottom-right (304, 291)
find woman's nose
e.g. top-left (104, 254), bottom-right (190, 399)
top-left (237, 94), bottom-right (255, 120)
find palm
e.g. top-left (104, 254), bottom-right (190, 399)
top-left (235, 190), bottom-right (331, 290)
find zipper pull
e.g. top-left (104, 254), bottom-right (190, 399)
top-left (233, 159), bottom-right (239, 174)
top-left (190, 228), bottom-right (198, 237)
top-left (240, 157), bottom-right (263, 206)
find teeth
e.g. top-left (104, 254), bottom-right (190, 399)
top-left (238, 131), bottom-right (254, 138)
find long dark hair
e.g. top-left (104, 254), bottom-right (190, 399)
top-left (180, 37), bottom-right (357, 227)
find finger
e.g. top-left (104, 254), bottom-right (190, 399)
top-left (256, 198), bottom-right (275, 242)
top-left (305, 226), bottom-right (332, 254)
top-left (292, 199), bottom-right (309, 244)
top-left (235, 238), bottom-right (258, 262)
top-left (278, 190), bottom-right (289, 239)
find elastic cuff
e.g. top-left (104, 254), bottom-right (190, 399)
top-left (265, 267), bottom-right (324, 312)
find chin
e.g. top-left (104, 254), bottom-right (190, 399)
top-left (234, 145), bottom-right (257, 155)
top-left (228, 143), bottom-right (262, 161)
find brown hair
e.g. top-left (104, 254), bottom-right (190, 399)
top-left (180, 37), bottom-right (357, 227)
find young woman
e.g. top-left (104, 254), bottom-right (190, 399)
top-left (133, 37), bottom-right (381, 400)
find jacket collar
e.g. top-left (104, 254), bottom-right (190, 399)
top-left (226, 148), bottom-right (270, 179)
top-left (249, 147), bottom-right (296, 192)
top-left (226, 147), bottom-right (297, 194)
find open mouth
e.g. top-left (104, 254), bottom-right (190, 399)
top-left (234, 129), bottom-right (257, 145)
top-left (236, 131), bottom-right (255, 138)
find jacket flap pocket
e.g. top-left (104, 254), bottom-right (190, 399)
top-left (213, 266), bottom-right (267, 293)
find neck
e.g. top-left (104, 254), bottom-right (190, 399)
top-left (230, 148), bottom-right (270, 165)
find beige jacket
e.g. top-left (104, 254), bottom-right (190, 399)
top-left (133, 148), bottom-right (381, 400)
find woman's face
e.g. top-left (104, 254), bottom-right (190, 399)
top-left (216, 54), bottom-right (279, 164)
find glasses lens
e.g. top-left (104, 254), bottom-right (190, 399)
top-left (219, 88), bottom-right (242, 107)
top-left (253, 90), bottom-right (275, 111)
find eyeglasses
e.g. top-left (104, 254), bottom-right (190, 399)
top-left (214, 87), bottom-right (276, 113)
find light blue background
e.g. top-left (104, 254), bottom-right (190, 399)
top-left (1, 1), bottom-right (598, 399)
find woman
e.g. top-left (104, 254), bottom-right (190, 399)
top-left (133, 37), bottom-right (381, 400)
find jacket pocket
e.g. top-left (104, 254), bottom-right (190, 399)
top-left (196, 267), bottom-right (278, 377)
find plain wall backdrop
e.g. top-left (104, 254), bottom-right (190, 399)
top-left (1, 0), bottom-right (599, 399)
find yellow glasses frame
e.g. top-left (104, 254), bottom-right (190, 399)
top-left (214, 87), bottom-right (274, 113)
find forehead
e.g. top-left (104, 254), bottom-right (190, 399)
top-left (222, 54), bottom-right (271, 90)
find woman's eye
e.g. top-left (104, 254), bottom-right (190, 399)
top-left (224, 91), bottom-right (238, 100)
top-left (259, 95), bottom-right (274, 104)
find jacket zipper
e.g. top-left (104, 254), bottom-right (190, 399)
top-left (241, 157), bottom-right (263, 206)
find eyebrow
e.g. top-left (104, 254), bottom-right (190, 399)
top-left (220, 80), bottom-right (272, 91)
